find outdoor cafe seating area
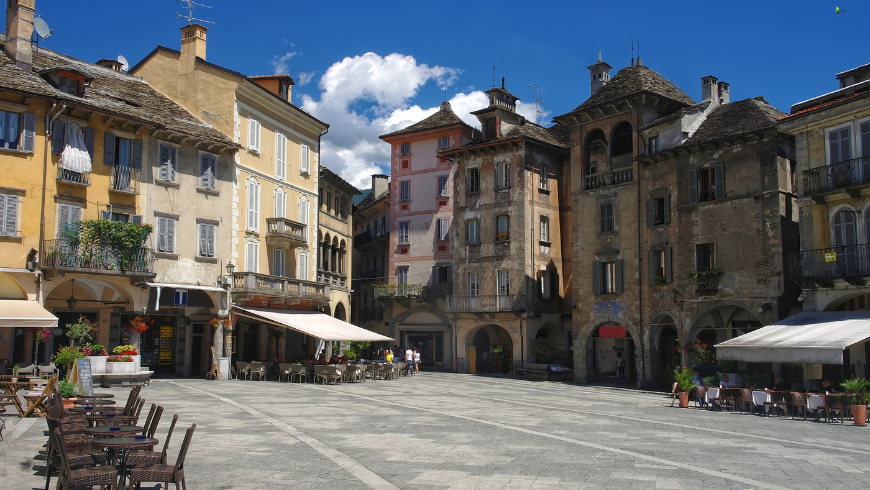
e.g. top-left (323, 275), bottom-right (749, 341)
top-left (685, 386), bottom-right (868, 424)
top-left (231, 359), bottom-right (417, 385)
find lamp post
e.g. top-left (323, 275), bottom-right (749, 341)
top-left (222, 262), bottom-right (235, 358)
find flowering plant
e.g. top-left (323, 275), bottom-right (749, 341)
top-left (496, 231), bottom-right (509, 241)
top-left (107, 355), bottom-right (134, 363)
top-left (32, 326), bottom-right (51, 343)
top-left (209, 317), bottom-right (229, 328)
top-left (126, 316), bottom-right (152, 333)
top-left (113, 345), bottom-right (138, 356)
top-left (81, 344), bottom-right (107, 356)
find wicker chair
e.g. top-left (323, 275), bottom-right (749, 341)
top-left (789, 392), bottom-right (808, 420)
top-left (822, 394), bottom-right (843, 423)
top-left (53, 427), bottom-right (118, 490)
top-left (144, 405), bottom-right (164, 438)
top-left (126, 424), bottom-right (196, 490)
top-left (45, 413), bottom-right (109, 490)
top-left (278, 363), bottom-right (292, 382)
top-left (763, 392), bottom-right (788, 417)
top-left (126, 414), bottom-right (178, 467)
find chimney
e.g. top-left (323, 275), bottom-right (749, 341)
top-left (701, 76), bottom-right (718, 103)
top-left (180, 23), bottom-right (207, 65)
top-left (371, 174), bottom-right (389, 198)
top-left (5, 0), bottom-right (36, 70)
top-left (586, 50), bottom-right (612, 97)
top-left (717, 81), bottom-right (730, 104)
top-left (96, 59), bottom-right (124, 72)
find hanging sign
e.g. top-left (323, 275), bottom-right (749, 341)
top-left (824, 252), bottom-right (837, 262)
top-left (174, 289), bottom-right (188, 306)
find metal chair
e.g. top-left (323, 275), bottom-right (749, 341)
top-left (248, 362), bottom-right (266, 381)
top-left (278, 363), bottom-right (292, 382)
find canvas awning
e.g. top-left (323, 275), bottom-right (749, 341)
top-left (232, 306), bottom-right (393, 342)
top-left (0, 300), bottom-right (58, 329)
top-left (715, 311), bottom-right (870, 364)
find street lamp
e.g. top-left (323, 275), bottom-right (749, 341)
top-left (66, 279), bottom-right (78, 310)
top-left (219, 262), bottom-right (235, 288)
top-left (669, 288), bottom-right (684, 312)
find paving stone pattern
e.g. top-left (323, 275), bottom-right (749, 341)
top-left (2, 373), bottom-right (870, 489)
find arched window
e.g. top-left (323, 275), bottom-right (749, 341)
top-left (274, 187), bottom-right (286, 219)
top-left (610, 122), bottom-right (633, 168)
top-left (584, 129), bottom-right (606, 176)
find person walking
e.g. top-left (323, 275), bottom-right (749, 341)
top-left (616, 352), bottom-right (626, 382)
top-left (413, 348), bottom-right (421, 373)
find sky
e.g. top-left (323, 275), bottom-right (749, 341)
top-left (27, 0), bottom-right (870, 189)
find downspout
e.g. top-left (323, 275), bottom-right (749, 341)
top-left (636, 109), bottom-right (645, 389)
top-left (38, 102), bottom-right (63, 304)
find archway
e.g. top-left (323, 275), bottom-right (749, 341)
top-left (649, 314), bottom-right (678, 383)
top-left (334, 302), bottom-right (346, 321)
top-left (584, 129), bottom-right (606, 176)
top-left (467, 324), bottom-right (513, 374)
top-left (610, 121), bottom-right (633, 168)
top-left (531, 322), bottom-right (567, 364)
top-left (589, 322), bottom-right (636, 382)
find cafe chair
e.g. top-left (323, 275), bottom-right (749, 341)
top-left (693, 386), bottom-right (708, 409)
top-left (325, 365), bottom-right (343, 385)
top-left (313, 365), bottom-right (328, 384)
top-left (17, 363), bottom-right (36, 376)
top-left (290, 364), bottom-right (308, 383)
top-left (278, 363), bottom-right (292, 382)
top-left (248, 362), bottom-right (266, 381)
top-left (789, 392), bottom-right (808, 420)
top-left (53, 428), bottom-right (118, 490)
top-left (126, 423), bottom-right (196, 490)
top-left (38, 363), bottom-right (57, 378)
top-left (234, 361), bottom-right (250, 380)
top-left (144, 405), bottom-right (164, 439)
top-left (126, 414), bottom-right (178, 467)
top-left (763, 392), bottom-right (788, 417)
top-left (21, 375), bottom-right (57, 418)
top-left (366, 364), bottom-right (379, 382)
top-left (44, 410), bottom-right (109, 490)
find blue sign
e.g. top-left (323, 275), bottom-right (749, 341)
top-left (174, 289), bottom-right (188, 306)
top-left (591, 301), bottom-right (627, 317)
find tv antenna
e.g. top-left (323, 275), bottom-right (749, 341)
top-left (529, 84), bottom-right (545, 125)
top-left (31, 15), bottom-right (53, 53)
top-left (177, 0), bottom-right (215, 25)
top-left (117, 55), bottom-right (129, 72)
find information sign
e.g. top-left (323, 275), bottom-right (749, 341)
top-left (76, 358), bottom-right (94, 396)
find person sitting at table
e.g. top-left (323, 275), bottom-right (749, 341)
top-left (316, 350), bottom-right (328, 364)
top-left (719, 374), bottom-right (736, 388)
top-left (328, 354), bottom-right (340, 364)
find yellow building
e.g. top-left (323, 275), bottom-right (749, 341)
top-left (131, 24), bottom-right (332, 361)
top-left (317, 167), bottom-right (361, 323)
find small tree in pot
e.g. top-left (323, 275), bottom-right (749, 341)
top-left (840, 377), bottom-right (870, 427)
top-left (673, 367), bottom-right (695, 408)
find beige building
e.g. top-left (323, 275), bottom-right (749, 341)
top-left (317, 166), bottom-right (361, 323)
top-left (351, 175), bottom-right (391, 339)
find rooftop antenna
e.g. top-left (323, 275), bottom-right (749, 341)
top-left (177, 0), bottom-right (215, 25)
top-left (631, 37), bottom-right (635, 66)
top-left (501, 61), bottom-right (505, 88)
top-left (492, 66), bottom-right (496, 88)
top-left (529, 84), bottom-right (545, 125)
top-left (117, 55), bottom-right (129, 72)
top-left (32, 15), bottom-right (53, 53)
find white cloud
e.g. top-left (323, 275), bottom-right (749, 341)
top-left (272, 51), bottom-right (297, 75)
top-left (300, 52), bottom-right (546, 189)
top-left (297, 71), bottom-right (315, 86)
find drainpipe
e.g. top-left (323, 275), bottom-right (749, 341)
top-left (635, 106), bottom-right (646, 389)
top-left (38, 102), bottom-right (63, 294)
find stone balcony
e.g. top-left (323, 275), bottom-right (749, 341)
top-left (446, 294), bottom-right (527, 313)
top-left (230, 272), bottom-right (329, 307)
top-left (265, 218), bottom-right (307, 249)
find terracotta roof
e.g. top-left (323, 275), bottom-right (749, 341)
top-left (778, 90), bottom-right (870, 121)
top-left (682, 97), bottom-right (785, 146)
top-left (380, 101), bottom-right (473, 138)
top-left (441, 121), bottom-right (569, 155)
top-left (557, 65), bottom-right (696, 119)
top-left (0, 37), bottom-right (238, 147)
top-left (320, 166), bottom-right (362, 195)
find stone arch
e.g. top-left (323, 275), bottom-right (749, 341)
top-left (581, 321), bottom-right (639, 382)
top-left (686, 304), bottom-right (762, 366)
top-left (529, 322), bottom-right (565, 346)
top-left (0, 273), bottom-right (27, 299)
top-left (610, 121), bottom-right (633, 168)
top-left (43, 277), bottom-right (136, 312)
top-left (649, 313), bottom-right (679, 383)
top-left (825, 292), bottom-right (870, 311)
top-left (391, 304), bottom-right (450, 326)
top-left (465, 323), bottom-right (515, 373)
top-left (334, 302), bottom-right (347, 321)
top-left (584, 128), bottom-right (607, 176)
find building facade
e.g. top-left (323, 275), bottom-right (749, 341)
top-left (317, 166), bottom-right (360, 323)
top-left (351, 175), bottom-right (391, 339)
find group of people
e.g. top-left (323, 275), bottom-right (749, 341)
top-left (669, 369), bottom-right (736, 407)
top-left (375, 345), bottom-right (421, 373)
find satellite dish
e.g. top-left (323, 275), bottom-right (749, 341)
top-left (117, 55), bottom-right (129, 71)
top-left (34, 16), bottom-right (52, 39)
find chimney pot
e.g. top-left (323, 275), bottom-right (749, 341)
top-left (5, 0), bottom-right (36, 70)
top-left (180, 23), bottom-right (208, 63)
top-left (701, 76), bottom-right (718, 103)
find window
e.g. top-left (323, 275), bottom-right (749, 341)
top-left (431, 263), bottom-right (452, 285)
top-left (396, 266), bottom-right (409, 285)
top-left (496, 162), bottom-right (510, 189)
top-left (0, 193), bottom-right (18, 236)
top-left (156, 216), bottom-right (177, 253)
top-left (157, 144), bottom-right (177, 182)
top-left (400, 143), bottom-right (411, 155)
top-left (100, 211), bottom-right (139, 223)
top-left (647, 194), bottom-right (670, 226)
top-left (438, 136), bottom-right (449, 149)
top-left (399, 181), bottom-right (411, 202)
top-left (299, 144), bottom-right (310, 173)
top-left (485, 119), bottom-right (496, 139)
top-left (497, 270), bottom-right (510, 296)
top-left (274, 188), bottom-right (286, 218)
top-left (696, 243), bottom-right (714, 271)
top-left (688, 164), bottom-right (724, 203)
top-left (647, 135), bottom-right (659, 154)
top-left (398, 221), bottom-right (410, 244)
top-left (198, 222), bottom-right (216, 258)
top-left (340, 197), bottom-right (347, 218)
top-left (58, 204), bottom-right (82, 235)
top-left (436, 218), bottom-right (449, 242)
top-left (539, 164), bottom-right (549, 190)
top-left (648, 247), bottom-right (672, 284)
top-left (468, 272), bottom-right (480, 296)
top-left (199, 153), bottom-right (216, 190)
top-left (540, 216), bottom-right (550, 243)
top-left (599, 200), bottom-right (615, 234)
top-left (466, 168), bottom-right (480, 192)
top-left (334, 196), bottom-right (340, 216)
top-left (593, 260), bottom-right (623, 295)
top-left (248, 118), bottom-right (261, 153)
top-left (275, 133), bottom-right (287, 180)
top-left (246, 179), bottom-right (261, 232)
top-left (540, 270), bottom-right (552, 299)
top-left (103, 134), bottom-right (142, 169)
top-left (272, 248), bottom-right (285, 276)
top-left (829, 127), bottom-right (852, 164)
top-left (0, 110), bottom-right (35, 152)
top-left (467, 219), bottom-right (480, 244)
top-left (298, 249), bottom-right (309, 280)
top-left (497, 215), bottom-right (509, 239)
top-left (298, 196), bottom-right (309, 227)
top-left (245, 240), bottom-right (259, 272)
top-left (326, 192), bottom-right (332, 213)
top-left (51, 120), bottom-right (94, 159)
top-left (279, 82), bottom-right (289, 101)
top-left (438, 175), bottom-right (449, 197)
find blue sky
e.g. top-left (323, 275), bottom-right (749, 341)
top-left (30, 0), bottom-right (869, 188)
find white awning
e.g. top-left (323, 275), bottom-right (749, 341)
top-left (232, 306), bottom-right (393, 342)
top-left (0, 300), bottom-right (58, 329)
top-left (715, 311), bottom-right (870, 364)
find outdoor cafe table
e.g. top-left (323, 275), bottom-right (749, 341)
top-left (76, 393), bottom-right (115, 399)
top-left (88, 413), bottom-right (139, 427)
top-left (85, 425), bottom-right (143, 438)
top-left (92, 435), bottom-right (158, 486)
top-left (74, 398), bottom-right (116, 405)
top-left (0, 381), bottom-right (29, 415)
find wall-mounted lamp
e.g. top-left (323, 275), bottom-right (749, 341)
top-left (66, 279), bottom-right (78, 310)
top-left (669, 288), bottom-right (684, 311)
top-left (218, 262), bottom-right (236, 288)
top-left (797, 293), bottom-right (805, 303)
top-left (758, 302), bottom-right (772, 313)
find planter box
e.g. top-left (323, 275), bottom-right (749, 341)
top-left (87, 356), bottom-right (107, 375)
top-left (105, 361), bottom-right (136, 374)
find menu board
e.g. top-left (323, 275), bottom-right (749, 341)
top-left (159, 325), bottom-right (174, 366)
top-left (76, 358), bottom-right (94, 395)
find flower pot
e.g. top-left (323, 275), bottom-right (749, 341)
top-left (853, 404), bottom-right (867, 426)
top-left (105, 362), bottom-right (135, 374)
top-left (678, 392), bottom-right (690, 408)
top-left (62, 398), bottom-right (76, 410)
top-left (87, 356), bottom-right (107, 375)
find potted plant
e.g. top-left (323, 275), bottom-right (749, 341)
top-left (52, 346), bottom-right (85, 381)
top-left (82, 344), bottom-right (108, 375)
top-left (496, 231), bottom-right (509, 241)
top-left (840, 377), bottom-right (870, 426)
top-left (673, 367), bottom-right (695, 408)
top-left (57, 379), bottom-right (78, 410)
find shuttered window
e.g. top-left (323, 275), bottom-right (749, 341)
top-left (829, 127), bottom-right (852, 164)
top-left (540, 216), bottom-right (550, 243)
top-left (275, 133), bottom-right (287, 180)
top-left (198, 222), bottom-right (216, 257)
top-left (497, 270), bottom-right (510, 296)
top-left (0, 111), bottom-right (36, 152)
top-left (0, 193), bottom-right (18, 236)
top-left (599, 200), bottom-right (615, 234)
top-left (438, 175), bottom-right (449, 197)
top-left (272, 248), bottom-right (285, 277)
top-left (466, 168), bottom-right (480, 192)
top-left (646, 194), bottom-right (671, 226)
top-left (156, 216), bottom-right (177, 253)
top-left (688, 164), bottom-right (724, 203)
top-left (298, 249), bottom-right (309, 280)
top-left (593, 260), bottom-right (623, 295)
top-left (299, 144), bottom-right (310, 173)
top-left (248, 119), bottom-right (261, 153)
top-left (468, 272), bottom-right (480, 296)
top-left (51, 120), bottom-right (94, 157)
top-left (400, 143), bottom-right (411, 155)
top-left (436, 218), bottom-right (449, 241)
top-left (246, 241), bottom-right (258, 273)
top-left (58, 204), bottom-right (82, 236)
top-left (158, 144), bottom-right (178, 182)
top-left (298, 197), bottom-right (309, 226)
top-left (438, 137), bottom-right (449, 149)
top-left (467, 219), bottom-right (480, 244)
top-left (648, 248), bottom-right (672, 284)
top-left (399, 181), bottom-right (411, 201)
top-left (199, 154), bottom-right (216, 190)
top-left (496, 163), bottom-right (510, 188)
top-left (398, 222), bottom-right (410, 244)
top-left (274, 188), bottom-right (286, 219)
top-left (246, 179), bottom-right (260, 232)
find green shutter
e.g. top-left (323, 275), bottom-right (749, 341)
top-left (592, 261), bottom-right (601, 296)
top-left (103, 133), bottom-right (116, 165)
top-left (688, 168), bottom-right (697, 204)
top-left (714, 164), bottom-right (725, 200)
top-left (615, 259), bottom-right (623, 294)
top-left (664, 193), bottom-right (671, 224)
top-left (51, 120), bottom-right (65, 154)
top-left (84, 127), bottom-right (95, 158)
top-left (648, 250), bottom-right (655, 284)
top-left (646, 198), bottom-right (653, 227)
top-left (665, 247), bottom-right (673, 284)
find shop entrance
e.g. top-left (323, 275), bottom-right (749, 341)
top-left (404, 332), bottom-right (444, 368)
top-left (127, 314), bottom-right (177, 376)
top-left (469, 324), bottom-right (513, 373)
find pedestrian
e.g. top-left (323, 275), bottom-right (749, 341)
top-left (385, 349), bottom-right (393, 363)
top-left (405, 345), bottom-right (414, 369)
top-left (414, 348), bottom-right (420, 373)
top-left (616, 352), bottom-right (625, 382)
top-left (376, 346), bottom-right (385, 361)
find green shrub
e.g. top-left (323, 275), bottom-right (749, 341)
top-left (53, 346), bottom-right (85, 371)
top-left (58, 380), bottom-right (77, 398)
top-left (673, 367), bottom-right (695, 392)
top-left (530, 337), bottom-right (559, 364)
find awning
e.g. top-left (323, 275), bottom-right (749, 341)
top-left (0, 300), bottom-right (59, 329)
top-left (715, 311), bottom-right (870, 364)
top-left (597, 325), bottom-right (628, 338)
top-left (233, 306), bottom-right (393, 342)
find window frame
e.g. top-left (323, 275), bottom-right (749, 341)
top-left (398, 221), bottom-right (410, 244)
top-left (495, 162), bottom-right (510, 189)
top-left (0, 193), bottom-right (19, 236)
top-left (396, 266), bottom-right (409, 285)
top-left (647, 193), bottom-right (671, 227)
top-left (246, 178), bottom-right (261, 232)
top-left (297, 249), bottom-right (309, 280)
top-left (540, 270), bottom-right (552, 299)
top-left (540, 216), bottom-right (550, 244)
top-left (438, 175), bottom-right (449, 197)
top-left (592, 259), bottom-right (623, 295)
top-left (198, 221), bottom-right (217, 258)
top-left (199, 152), bottom-right (217, 190)
top-left (648, 247), bottom-right (672, 285)
top-left (57, 203), bottom-right (82, 236)
top-left (539, 164), bottom-right (549, 190)
top-left (496, 215), bottom-right (509, 239)
top-left (248, 118), bottom-right (261, 153)
top-left (156, 216), bottom-right (177, 254)
top-left (466, 167), bottom-right (481, 193)
top-left (438, 136), bottom-right (449, 149)
top-left (688, 164), bottom-right (724, 203)
top-left (245, 240), bottom-right (259, 273)
top-left (400, 143), bottom-right (411, 156)
top-left (497, 270), bottom-right (510, 296)
top-left (647, 135), bottom-right (659, 154)
top-left (157, 142), bottom-right (179, 182)
top-left (0, 110), bottom-right (36, 153)
top-left (696, 243), bottom-right (715, 272)
top-left (599, 200), bottom-right (615, 234)
top-left (275, 132), bottom-right (287, 180)
top-left (299, 144), bottom-right (310, 174)
top-left (467, 218), bottom-right (480, 244)
top-left (399, 181), bottom-right (411, 202)
top-left (435, 217), bottom-right (449, 242)
top-left (468, 272), bottom-right (480, 297)
top-left (272, 248), bottom-right (285, 277)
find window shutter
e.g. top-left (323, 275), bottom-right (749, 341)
top-left (100, 210), bottom-right (111, 220)
top-left (664, 193), bottom-right (671, 224)
top-left (132, 139), bottom-right (143, 169)
top-left (246, 242), bottom-right (257, 272)
top-left (157, 217), bottom-right (167, 251)
top-left (248, 120), bottom-right (257, 152)
top-left (615, 259), bottom-right (624, 294)
top-left (198, 224), bottom-right (207, 256)
top-left (647, 250), bottom-right (655, 285)
top-left (646, 198), bottom-right (653, 226)
top-left (70, 205), bottom-right (82, 223)
top-left (665, 247), bottom-right (673, 284)
top-left (167, 218), bottom-right (176, 253)
top-left (688, 168), bottom-right (697, 204)
top-left (300, 144), bottom-right (309, 173)
top-left (275, 134), bottom-right (286, 179)
top-left (253, 183), bottom-right (260, 230)
top-left (830, 130), bottom-right (841, 164)
top-left (844, 211), bottom-right (857, 246)
top-left (84, 127), bottom-right (95, 159)
top-left (207, 224), bottom-right (215, 257)
top-left (131, 214), bottom-right (143, 224)
top-left (592, 262), bottom-right (602, 296)
top-left (299, 198), bottom-right (309, 225)
top-left (275, 189), bottom-right (285, 218)
top-left (840, 128), bottom-right (852, 162)
top-left (159, 145), bottom-right (170, 180)
top-left (58, 204), bottom-right (71, 232)
top-left (714, 164), bottom-right (725, 200)
top-left (21, 112), bottom-right (36, 153)
top-left (3, 195), bottom-right (17, 235)
top-left (103, 133), bottom-right (116, 165)
top-left (51, 119), bottom-right (65, 154)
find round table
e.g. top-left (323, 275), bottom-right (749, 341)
top-left (76, 393), bottom-right (115, 399)
top-left (85, 425), bottom-right (143, 438)
top-left (74, 398), bottom-right (116, 405)
top-left (92, 436), bottom-right (158, 486)
top-left (88, 414), bottom-right (138, 427)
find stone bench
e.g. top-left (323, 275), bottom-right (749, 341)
top-left (93, 371), bottom-right (154, 388)
top-left (516, 368), bottom-right (549, 381)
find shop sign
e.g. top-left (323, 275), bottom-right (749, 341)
top-left (591, 301), bottom-right (627, 317)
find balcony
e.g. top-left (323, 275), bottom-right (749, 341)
top-left (446, 294), bottom-right (527, 313)
top-left (584, 167), bottom-right (633, 191)
top-left (789, 245), bottom-right (870, 280)
top-left (319, 211), bottom-right (349, 235)
top-left (42, 239), bottom-right (155, 276)
top-left (374, 283), bottom-right (451, 299)
top-left (802, 156), bottom-right (870, 196)
top-left (317, 269), bottom-right (348, 288)
top-left (693, 271), bottom-right (721, 293)
top-left (57, 167), bottom-right (90, 186)
top-left (358, 307), bottom-right (384, 322)
top-left (354, 226), bottom-right (389, 250)
top-left (352, 267), bottom-right (385, 281)
top-left (230, 272), bottom-right (329, 306)
top-left (109, 166), bottom-right (141, 194)
top-left (265, 218), bottom-right (307, 248)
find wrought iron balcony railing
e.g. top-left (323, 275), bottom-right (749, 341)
top-left (354, 226), bottom-right (390, 249)
top-left (109, 166), bottom-right (141, 194)
top-left (374, 283), bottom-right (452, 299)
top-left (789, 244), bottom-right (870, 279)
top-left (802, 156), bottom-right (870, 195)
top-left (42, 239), bottom-right (154, 274)
top-left (584, 166), bottom-right (634, 190)
top-left (446, 294), bottom-right (527, 312)
top-left (693, 271), bottom-right (721, 293)
top-left (57, 167), bottom-right (90, 186)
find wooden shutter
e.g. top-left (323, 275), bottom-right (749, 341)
top-left (248, 119), bottom-right (259, 152)
top-left (275, 134), bottom-right (286, 179)
top-left (714, 164), bottom-right (725, 200)
top-left (664, 193), bottom-right (671, 224)
top-left (103, 133), bottom-right (116, 165)
top-left (688, 168), bottom-right (697, 204)
top-left (665, 247), bottom-right (673, 284)
top-left (58, 204), bottom-right (71, 233)
top-left (132, 139), bottom-right (142, 169)
top-left (299, 198), bottom-right (309, 225)
top-left (84, 127), bottom-right (95, 158)
top-left (131, 215), bottom-right (143, 224)
top-left (70, 205), bottom-right (82, 223)
top-left (592, 261), bottom-right (601, 296)
top-left (207, 224), bottom-right (215, 257)
top-left (646, 198), bottom-right (653, 226)
top-left (246, 242), bottom-right (257, 272)
top-left (21, 112), bottom-right (36, 153)
top-left (275, 189), bottom-right (285, 218)
top-left (647, 250), bottom-right (655, 285)
top-left (200, 154), bottom-right (215, 189)
top-left (51, 120), bottom-right (65, 154)
top-left (862, 122), bottom-right (870, 158)
top-left (157, 217), bottom-right (167, 251)
top-left (167, 218), bottom-right (176, 253)
top-left (198, 224), bottom-right (207, 256)
top-left (100, 210), bottom-right (111, 220)
top-left (300, 144), bottom-right (309, 173)
top-left (159, 145), bottom-right (170, 180)
top-left (844, 210), bottom-right (857, 246)
top-left (615, 259), bottom-right (624, 294)
top-left (2, 195), bottom-right (16, 235)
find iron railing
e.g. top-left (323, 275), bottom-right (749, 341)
top-left (358, 307), bottom-right (384, 322)
top-left (802, 156), bottom-right (870, 195)
top-left (584, 167), bottom-right (634, 190)
top-left (446, 294), bottom-right (527, 312)
top-left (352, 268), bottom-right (385, 280)
top-left (42, 239), bottom-right (154, 273)
top-left (265, 218), bottom-right (307, 245)
top-left (789, 244), bottom-right (870, 279)
top-left (694, 272), bottom-right (721, 293)
top-left (354, 226), bottom-right (390, 248)
top-left (374, 283), bottom-right (452, 299)
top-left (57, 167), bottom-right (90, 186)
top-left (230, 272), bottom-right (328, 300)
top-left (109, 166), bottom-right (141, 194)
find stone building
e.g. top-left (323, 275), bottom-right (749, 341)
top-left (317, 166), bottom-right (360, 323)
top-left (440, 82), bottom-right (571, 374)
top-left (351, 175), bottom-right (390, 339)
top-left (555, 55), bottom-right (799, 387)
